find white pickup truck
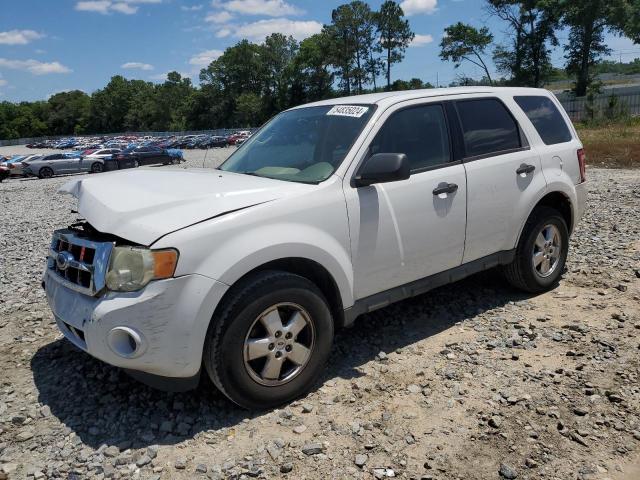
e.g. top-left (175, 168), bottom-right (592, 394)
top-left (44, 87), bottom-right (587, 409)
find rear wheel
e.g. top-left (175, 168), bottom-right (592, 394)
top-left (203, 271), bottom-right (334, 410)
top-left (38, 167), bottom-right (54, 179)
top-left (503, 206), bottom-right (569, 293)
top-left (90, 162), bottom-right (104, 173)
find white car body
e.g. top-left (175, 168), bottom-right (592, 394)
top-left (44, 87), bottom-right (587, 388)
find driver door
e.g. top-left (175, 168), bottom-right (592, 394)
top-left (344, 101), bottom-right (468, 300)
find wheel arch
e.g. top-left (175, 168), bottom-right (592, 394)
top-left (516, 189), bottom-right (574, 246)
top-left (212, 257), bottom-right (346, 329)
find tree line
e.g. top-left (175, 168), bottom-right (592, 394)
top-left (1, 0), bottom-right (639, 140)
top-left (440, 0), bottom-right (640, 96)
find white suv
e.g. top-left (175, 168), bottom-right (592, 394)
top-left (44, 87), bottom-right (587, 409)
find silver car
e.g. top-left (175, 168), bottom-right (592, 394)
top-left (23, 151), bottom-right (115, 179)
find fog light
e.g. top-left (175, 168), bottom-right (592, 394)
top-left (107, 327), bottom-right (146, 359)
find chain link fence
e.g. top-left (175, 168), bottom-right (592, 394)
top-left (558, 91), bottom-right (640, 122)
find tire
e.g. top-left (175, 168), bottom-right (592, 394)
top-left (133, 160), bottom-right (139, 168)
top-left (203, 270), bottom-right (334, 410)
top-left (38, 167), bottom-right (54, 179)
top-left (90, 162), bottom-right (104, 173)
top-left (503, 206), bottom-right (569, 293)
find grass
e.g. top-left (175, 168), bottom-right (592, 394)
top-left (574, 117), bottom-right (640, 169)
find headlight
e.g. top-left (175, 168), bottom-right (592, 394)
top-left (106, 246), bottom-right (178, 292)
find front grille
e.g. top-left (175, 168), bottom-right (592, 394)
top-left (46, 229), bottom-right (114, 296)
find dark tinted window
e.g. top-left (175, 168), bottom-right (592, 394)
top-left (456, 98), bottom-right (521, 157)
top-left (514, 96), bottom-right (572, 145)
top-left (371, 104), bottom-right (450, 171)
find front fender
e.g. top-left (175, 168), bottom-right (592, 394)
top-left (156, 222), bottom-right (354, 309)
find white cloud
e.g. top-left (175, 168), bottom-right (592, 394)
top-left (215, 28), bottom-right (232, 37)
top-left (216, 0), bottom-right (302, 17)
top-left (410, 33), bottom-right (434, 47)
top-left (75, 0), bottom-right (161, 14)
top-left (0, 75), bottom-right (7, 88)
top-left (206, 11), bottom-right (234, 23)
top-left (0, 58), bottom-right (72, 75)
top-left (189, 49), bottom-right (224, 66)
top-left (399, 0), bottom-right (437, 16)
top-left (233, 18), bottom-right (321, 41)
top-left (121, 61), bottom-right (154, 70)
top-left (181, 4), bottom-right (203, 11)
top-left (110, 2), bottom-right (138, 14)
top-left (75, 1), bottom-right (111, 13)
top-left (0, 30), bottom-right (45, 45)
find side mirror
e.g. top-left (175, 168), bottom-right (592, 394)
top-left (354, 153), bottom-right (410, 187)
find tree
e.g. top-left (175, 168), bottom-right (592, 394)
top-left (376, 1), bottom-right (414, 90)
top-left (325, 5), bottom-right (357, 94)
top-left (262, 33), bottom-right (299, 112)
top-left (235, 92), bottom-right (262, 127)
top-left (487, 0), bottom-right (561, 87)
top-left (624, 0), bottom-right (640, 43)
top-left (390, 78), bottom-right (434, 90)
top-left (561, 0), bottom-right (625, 96)
top-left (440, 22), bottom-right (494, 84)
top-left (294, 33), bottom-right (334, 102)
top-left (47, 90), bottom-right (91, 135)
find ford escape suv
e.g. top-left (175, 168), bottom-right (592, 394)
top-left (44, 87), bottom-right (587, 409)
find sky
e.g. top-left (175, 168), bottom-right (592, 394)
top-left (1, 0), bottom-right (639, 102)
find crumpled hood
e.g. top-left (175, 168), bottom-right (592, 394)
top-left (59, 168), bottom-right (309, 245)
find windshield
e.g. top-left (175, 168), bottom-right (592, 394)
top-left (220, 104), bottom-right (375, 183)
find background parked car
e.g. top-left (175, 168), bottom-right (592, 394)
top-left (0, 165), bottom-right (9, 182)
top-left (22, 153), bottom-right (103, 178)
top-left (115, 146), bottom-right (181, 166)
top-left (1, 155), bottom-right (29, 177)
top-left (81, 148), bottom-right (122, 173)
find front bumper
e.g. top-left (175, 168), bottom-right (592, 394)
top-left (44, 269), bottom-right (228, 378)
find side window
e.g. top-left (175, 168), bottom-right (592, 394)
top-left (370, 104), bottom-right (451, 171)
top-left (514, 96), bottom-right (573, 145)
top-left (456, 98), bottom-right (521, 158)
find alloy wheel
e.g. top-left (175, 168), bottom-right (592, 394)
top-left (243, 303), bottom-right (315, 386)
top-left (532, 224), bottom-right (562, 278)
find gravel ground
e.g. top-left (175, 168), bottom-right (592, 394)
top-left (0, 147), bottom-right (639, 480)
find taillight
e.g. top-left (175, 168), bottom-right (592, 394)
top-left (577, 148), bottom-right (586, 183)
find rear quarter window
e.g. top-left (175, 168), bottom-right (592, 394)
top-left (514, 96), bottom-right (573, 145)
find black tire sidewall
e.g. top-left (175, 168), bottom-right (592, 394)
top-left (91, 162), bottom-right (103, 173)
top-left (39, 167), bottom-right (52, 179)
top-left (519, 209), bottom-right (569, 290)
top-left (208, 274), bottom-right (333, 409)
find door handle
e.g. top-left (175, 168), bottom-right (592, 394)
top-left (516, 164), bottom-right (536, 175)
top-left (432, 183), bottom-right (458, 196)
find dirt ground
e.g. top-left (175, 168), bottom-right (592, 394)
top-left (0, 148), bottom-right (639, 479)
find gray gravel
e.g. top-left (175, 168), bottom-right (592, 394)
top-left (0, 152), bottom-right (639, 479)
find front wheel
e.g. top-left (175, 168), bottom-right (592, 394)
top-left (90, 162), bottom-right (104, 173)
top-left (503, 206), bottom-right (569, 293)
top-left (203, 271), bottom-right (334, 410)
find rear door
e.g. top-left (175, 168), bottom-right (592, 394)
top-left (46, 154), bottom-right (68, 174)
top-left (454, 96), bottom-right (547, 263)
